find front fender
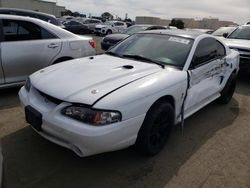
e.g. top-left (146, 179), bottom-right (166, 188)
top-left (94, 69), bottom-right (187, 122)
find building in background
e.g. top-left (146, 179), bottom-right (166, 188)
top-left (136, 16), bottom-right (237, 29)
top-left (136, 16), bottom-right (170, 26)
top-left (175, 17), bottom-right (237, 29)
top-left (0, 0), bottom-right (66, 17)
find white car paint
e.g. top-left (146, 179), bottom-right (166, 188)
top-left (94, 21), bottom-right (127, 35)
top-left (19, 31), bottom-right (239, 157)
top-left (220, 38), bottom-right (250, 51)
top-left (219, 25), bottom-right (250, 73)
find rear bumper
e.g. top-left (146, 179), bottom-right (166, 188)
top-left (19, 87), bottom-right (145, 157)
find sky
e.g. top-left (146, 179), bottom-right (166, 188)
top-left (56, 0), bottom-right (249, 24)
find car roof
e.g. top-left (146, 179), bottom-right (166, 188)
top-left (0, 8), bottom-right (56, 18)
top-left (241, 24), bottom-right (250, 27)
top-left (138, 29), bottom-right (204, 39)
top-left (0, 14), bottom-right (45, 22)
top-left (0, 14), bottom-right (79, 39)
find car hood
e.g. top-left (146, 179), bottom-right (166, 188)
top-left (31, 54), bottom-right (162, 105)
top-left (104, 33), bottom-right (130, 41)
top-left (221, 38), bottom-right (250, 50)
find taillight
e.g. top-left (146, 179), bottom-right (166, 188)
top-left (89, 39), bottom-right (95, 48)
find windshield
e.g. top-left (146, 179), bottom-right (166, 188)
top-left (108, 33), bottom-right (194, 68)
top-left (123, 25), bottom-right (148, 35)
top-left (228, 26), bottom-right (250, 40)
top-left (212, 27), bottom-right (236, 36)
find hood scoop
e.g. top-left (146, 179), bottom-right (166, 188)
top-left (122, 65), bottom-right (134, 69)
top-left (32, 54), bottom-right (162, 105)
top-left (112, 65), bottom-right (134, 71)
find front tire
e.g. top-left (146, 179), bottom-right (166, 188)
top-left (135, 102), bottom-right (175, 156)
top-left (217, 73), bottom-right (237, 104)
top-left (106, 30), bottom-right (112, 35)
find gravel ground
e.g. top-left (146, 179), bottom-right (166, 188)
top-left (0, 36), bottom-right (249, 188)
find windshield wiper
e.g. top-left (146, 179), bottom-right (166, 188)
top-left (122, 54), bottom-right (165, 69)
top-left (105, 51), bottom-right (123, 58)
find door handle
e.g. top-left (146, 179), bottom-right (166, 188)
top-left (48, 43), bottom-right (59, 49)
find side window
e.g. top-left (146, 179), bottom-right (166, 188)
top-left (70, 21), bottom-right (81, 26)
top-left (84, 20), bottom-right (90, 24)
top-left (191, 38), bottom-right (217, 68)
top-left (2, 19), bottom-right (56, 42)
top-left (216, 41), bottom-right (226, 58)
top-left (41, 28), bottom-right (57, 39)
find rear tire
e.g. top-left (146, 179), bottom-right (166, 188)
top-left (135, 102), bottom-right (174, 156)
top-left (217, 73), bottom-right (237, 104)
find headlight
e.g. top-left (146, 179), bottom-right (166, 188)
top-left (25, 77), bottom-right (31, 92)
top-left (62, 105), bottom-right (122, 125)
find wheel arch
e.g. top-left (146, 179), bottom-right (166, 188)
top-left (106, 29), bottom-right (112, 34)
top-left (53, 56), bottom-right (74, 64)
top-left (147, 95), bottom-right (175, 115)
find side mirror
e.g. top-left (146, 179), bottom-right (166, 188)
top-left (222, 32), bottom-right (228, 38)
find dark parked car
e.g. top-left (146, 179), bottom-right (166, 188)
top-left (63, 20), bottom-right (91, 34)
top-left (0, 8), bottom-right (64, 27)
top-left (101, 24), bottom-right (167, 50)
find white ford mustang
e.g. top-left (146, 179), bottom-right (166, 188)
top-left (19, 30), bottom-right (239, 157)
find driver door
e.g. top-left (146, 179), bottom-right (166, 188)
top-left (184, 38), bottom-right (228, 117)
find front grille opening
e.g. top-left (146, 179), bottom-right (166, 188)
top-left (38, 90), bottom-right (63, 105)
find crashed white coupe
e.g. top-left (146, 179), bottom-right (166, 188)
top-left (19, 30), bottom-right (239, 157)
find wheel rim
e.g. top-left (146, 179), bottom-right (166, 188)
top-left (149, 111), bottom-right (171, 150)
top-left (226, 80), bottom-right (236, 101)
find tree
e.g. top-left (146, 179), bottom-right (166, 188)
top-left (72, 11), bottom-right (80, 17)
top-left (101, 12), bottom-right (114, 21)
top-left (62, 9), bottom-right (72, 16)
top-left (169, 19), bottom-right (185, 29)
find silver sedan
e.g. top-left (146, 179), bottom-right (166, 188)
top-left (0, 15), bottom-right (96, 89)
